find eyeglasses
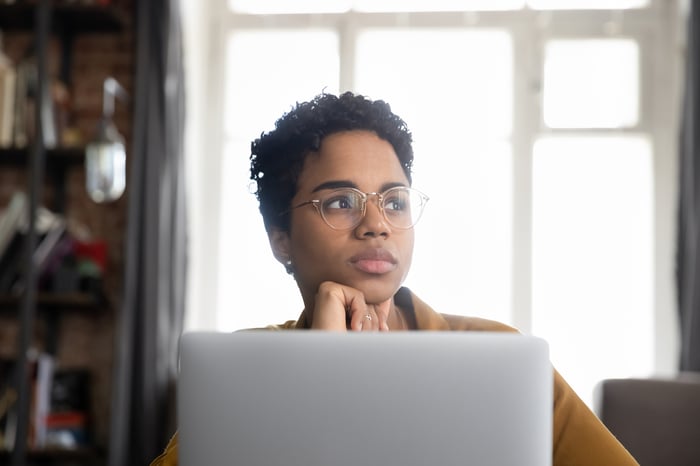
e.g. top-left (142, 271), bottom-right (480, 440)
top-left (288, 186), bottom-right (429, 230)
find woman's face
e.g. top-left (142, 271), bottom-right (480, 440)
top-left (282, 130), bottom-right (414, 306)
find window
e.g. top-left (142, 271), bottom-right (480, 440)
top-left (219, 29), bottom-right (339, 330)
top-left (543, 39), bottom-right (640, 128)
top-left (355, 29), bottom-right (514, 322)
top-left (184, 0), bottom-right (682, 407)
top-left (532, 136), bottom-right (654, 400)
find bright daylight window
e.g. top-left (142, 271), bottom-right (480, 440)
top-left (532, 136), bottom-right (654, 402)
top-left (219, 29), bottom-right (339, 330)
top-left (354, 29), bottom-right (513, 323)
top-left (199, 0), bottom-right (678, 407)
top-left (543, 39), bottom-right (640, 128)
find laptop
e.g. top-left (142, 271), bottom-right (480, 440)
top-left (178, 331), bottom-right (553, 466)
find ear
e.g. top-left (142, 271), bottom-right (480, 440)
top-left (268, 228), bottom-right (292, 265)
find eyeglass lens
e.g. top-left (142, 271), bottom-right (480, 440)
top-left (319, 188), bottom-right (427, 230)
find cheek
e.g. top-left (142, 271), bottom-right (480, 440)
top-left (289, 221), bottom-right (340, 267)
top-left (400, 233), bottom-right (415, 276)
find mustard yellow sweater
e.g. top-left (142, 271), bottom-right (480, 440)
top-left (151, 288), bottom-right (638, 466)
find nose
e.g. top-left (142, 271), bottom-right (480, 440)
top-left (354, 195), bottom-right (390, 238)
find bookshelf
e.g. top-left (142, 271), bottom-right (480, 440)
top-left (0, 148), bottom-right (88, 212)
top-left (0, 447), bottom-right (102, 466)
top-left (0, 4), bottom-right (126, 33)
top-left (0, 292), bottom-right (102, 312)
top-left (0, 147), bottom-right (86, 167)
top-left (0, 2), bottom-right (128, 465)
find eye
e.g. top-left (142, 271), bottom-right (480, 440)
top-left (323, 191), bottom-right (360, 211)
top-left (384, 191), bottom-right (408, 212)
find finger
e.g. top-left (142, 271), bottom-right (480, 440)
top-left (312, 282), bottom-right (351, 331)
top-left (347, 296), bottom-right (379, 332)
top-left (373, 299), bottom-right (392, 332)
top-left (349, 298), bottom-right (380, 332)
top-left (358, 311), bottom-right (376, 331)
top-left (347, 293), bottom-right (370, 331)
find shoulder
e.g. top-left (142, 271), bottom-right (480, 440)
top-left (404, 287), bottom-right (518, 333)
top-left (262, 319), bottom-right (300, 330)
top-left (150, 432), bottom-right (179, 466)
top-left (439, 313), bottom-right (519, 333)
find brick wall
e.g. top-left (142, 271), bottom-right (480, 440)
top-left (0, 0), bottom-right (134, 450)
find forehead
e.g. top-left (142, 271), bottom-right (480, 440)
top-left (296, 130), bottom-right (409, 193)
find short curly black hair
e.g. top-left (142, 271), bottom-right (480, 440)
top-left (250, 91), bottom-right (414, 233)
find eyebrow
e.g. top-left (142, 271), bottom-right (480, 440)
top-left (311, 180), bottom-right (358, 192)
top-left (311, 180), bottom-right (408, 193)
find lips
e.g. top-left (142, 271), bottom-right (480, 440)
top-left (349, 248), bottom-right (398, 274)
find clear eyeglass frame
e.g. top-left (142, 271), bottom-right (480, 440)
top-left (288, 186), bottom-right (429, 230)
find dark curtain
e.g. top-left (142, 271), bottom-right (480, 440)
top-left (107, 0), bottom-right (187, 464)
top-left (678, 2), bottom-right (700, 372)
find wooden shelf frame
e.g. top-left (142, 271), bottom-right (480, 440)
top-left (0, 147), bottom-right (86, 167)
top-left (0, 292), bottom-right (102, 312)
top-left (0, 3), bottom-right (128, 33)
top-left (1, 3), bottom-right (127, 465)
top-left (0, 447), bottom-right (104, 465)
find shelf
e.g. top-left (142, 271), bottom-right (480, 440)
top-left (1, 2), bottom-right (125, 465)
top-left (0, 3), bottom-right (127, 33)
top-left (0, 447), bottom-right (103, 465)
top-left (0, 292), bottom-right (102, 312)
top-left (0, 146), bottom-right (86, 168)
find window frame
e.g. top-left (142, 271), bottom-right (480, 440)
top-left (187, 0), bottom-right (684, 376)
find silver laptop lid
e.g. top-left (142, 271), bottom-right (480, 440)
top-left (178, 331), bottom-right (552, 466)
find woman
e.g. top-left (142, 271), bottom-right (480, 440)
top-left (151, 92), bottom-right (638, 465)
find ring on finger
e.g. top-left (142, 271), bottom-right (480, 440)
top-left (364, 314), bottom-right (372, 321)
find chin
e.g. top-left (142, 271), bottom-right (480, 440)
top-left (354, 279), bottom-right (401, 305)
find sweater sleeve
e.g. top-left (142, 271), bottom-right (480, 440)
top-left (412, 298), bottom-right (639, 465)
top-left (551, 370), bottom-right (639, 465)
top-left (149, 433), bottom-right (179, 466)
top-left (442, 317), bottom-right (638, 465)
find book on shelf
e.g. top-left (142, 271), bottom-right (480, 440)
top-left (0, 351), bottom-right (55, 452)
top-left (29, 351), bottom-right (55, 449)
top-left (0, 191), bottom-right (26, 260)
top-left (33, 214), bottom-right (66, 272)
top-left (0, 196), bottom-right (106, 296)
top-left (0, 193), bottom-right (30, 293)
top-left (46, 369), bottom-right (90, 450)
top-left (0, 232), bottom-right (23, 294)
top-left (12, 59), bottom-right (29, 149)
top-left (0, 354), bottom-right (95, 452)
top-left (7, 51), bottom-right (62, 149)
top-left (0, 46), bottom-right (16, 148)
top-left (0, 357), bottom-right (18, 451)
top-left (0, 193), bottom-right (74, 294)
top-left (0, 192), bottom-right (27, 293)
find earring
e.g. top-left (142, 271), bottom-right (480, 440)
top-left (284, 259), bottom-right (294, 275)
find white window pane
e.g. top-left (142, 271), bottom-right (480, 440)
top-left (219, 31), bottom-right (339, 330)
top-left (356, 29), bottom-right (513, 138)
top-left (356, 29), bottom-right (513, 323)
top-left (218, 141), bottom-right (304, 331)
top-left (406, 141), bottom-right (513, 324)
top-left (229, 0), bottom-right (350, 14)
top-left (532, 136), bottom-right (654, 406)
top-left (353, 0), bottom-right (524, 12)
top-left (543, 39), bottom-right (639, 128)
top-left (528, 0), bottom-right (649, 9)
top-left (225, 30), bottom-right (340, 141)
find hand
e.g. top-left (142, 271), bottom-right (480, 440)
top-left (310, 281), bottom-right (392, 332)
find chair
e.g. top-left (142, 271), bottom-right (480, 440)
top-left (595, 373), bottom-right (700, 466)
